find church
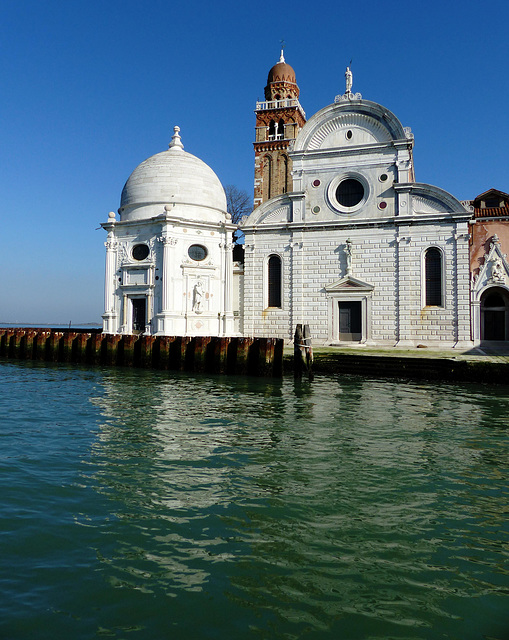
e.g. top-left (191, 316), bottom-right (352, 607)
top-left (101, 52), bottom-right (509, 347)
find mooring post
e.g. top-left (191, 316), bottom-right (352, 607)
top-left (294, 324), bottom-right (304, 378)
top-left (303, 324), bottom-right (314, 381)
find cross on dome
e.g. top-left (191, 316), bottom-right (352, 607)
top-left (279, 39), bottom-right (285, 63)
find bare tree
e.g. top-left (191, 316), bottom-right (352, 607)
top-left (224, 185), bottom-right (252, 224)
top-left (224, 185), bottom-right (252, 244)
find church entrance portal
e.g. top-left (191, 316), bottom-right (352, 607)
top-left (481, 288), bottom-right (509, 341)
top-left (339, 301), bottom-right (362, 341)
top-left (132, 298), bottom-right (147, 334)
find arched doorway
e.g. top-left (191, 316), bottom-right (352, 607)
top-left (481, 287), bottom-right (509, 341)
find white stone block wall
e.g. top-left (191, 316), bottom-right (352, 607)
top-left (243, 219), bottom-right (471, 346)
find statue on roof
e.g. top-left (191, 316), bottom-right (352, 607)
top-left (345, 66), bottom-right (353, 94)
top-left (335, 63), bottom-right (361, 103)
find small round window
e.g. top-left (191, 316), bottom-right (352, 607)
top-left (132, 244), bottom-right (149, 261)
top-left (188, 244), bottom-right (208, 261)
top-left (335, 179), bottom-right (364, 208)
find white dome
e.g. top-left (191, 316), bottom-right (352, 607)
top-left (119, 128), bottom-right (227, 223)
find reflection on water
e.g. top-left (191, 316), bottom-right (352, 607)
top-left (0, 361), bottom-right (508, 639)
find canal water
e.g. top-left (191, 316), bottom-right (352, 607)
top-left (1, 360), bottom-right (508, 640)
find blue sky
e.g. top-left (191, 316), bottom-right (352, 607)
top-left (2, 0), bottom-right (508, 324)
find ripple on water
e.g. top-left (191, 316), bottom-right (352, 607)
top-left (0, 362), bottom-right (508, 639)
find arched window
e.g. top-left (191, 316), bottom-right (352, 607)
top-left (277, 119), bottom-right (284, 139)
top-left (268, 120), bottom-right (276, 140)
top-left (279, 154), bottom-right (289, 194)
top-left (424, 248), bottom-right (442, 306)
top-left (268, 255), bottom-right (282, 308)
top-left (263, 155), bottom-right (272, 200)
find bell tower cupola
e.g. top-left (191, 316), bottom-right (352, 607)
top-left (253, 49), bottom-right (306, 208)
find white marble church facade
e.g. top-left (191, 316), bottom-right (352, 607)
top-left (101, 62), bottom-right (481, 348)
top-left (241, 81), bottom-right (473, 347)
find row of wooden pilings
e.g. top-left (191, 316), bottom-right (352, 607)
top-left (0, 328), bottom-right (283, 377)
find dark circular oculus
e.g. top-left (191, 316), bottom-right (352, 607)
top-left (335, 179), bottom-right (364, 208)
top-left (188, 244), bottom-right (208, 261)
top-left (132, 244), bottom-right (150, 261)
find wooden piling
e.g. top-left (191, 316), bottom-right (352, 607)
top-left (34, 331), bottom-right (50, 360)
top-left (13, 330), bottom-right (25, 359)
top-left (47, 332), bottom-right (63, 362)
top-left (155, 336), bottom-right (173, 370)
top-left (88, 333), bottom-right (104, 365)
top-left (140, 336), bottom-right (155, 368)
top-left (121, 335), bottom-right (137, 367)
top-left (192, 336), bottom-right (212, 373)
top-left (74, 333), bottom-right (89, 363)
top-left (209, 337), bottom-right (230, 374)
top-left (104, 334), bottom-right (121, 366)
top-left (0, 329), bottom-right (283, 377)
top-left (181, 336), bottom-right (193, 371)
top-left (61, 332), bottom-right (77, 363)
top-left (23, 331), bottom-right (36, 359)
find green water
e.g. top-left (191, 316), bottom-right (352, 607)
top-left (1, 360), bottom-right (508, 639)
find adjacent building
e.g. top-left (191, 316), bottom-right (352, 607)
top-left (469, 189), bottom-right (509, 342)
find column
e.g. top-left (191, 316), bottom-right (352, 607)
top-left (223, 241), bottom-right (235, 335)
top-left (102, 226), bottom-right (118, 333)
top-left (157, 232), bottom-right (177, 335)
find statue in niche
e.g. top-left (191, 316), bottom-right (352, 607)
top-left (193, 281), bottom-right (204, 313)
top-left (344, 238), bottom-right (353, 275)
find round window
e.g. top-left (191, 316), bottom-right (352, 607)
top-left (188, 244), bottom-right (208, 261)
top-left (132, 244), bottom-right (149, 261)
top-left (335, 179), bottom-right (364, 208)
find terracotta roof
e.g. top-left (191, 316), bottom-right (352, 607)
top-left (474, 188), bottom-right (509, 201)
top-left (474, 206), bottom-right (509, 218)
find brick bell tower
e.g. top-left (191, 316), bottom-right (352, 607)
top-left (253, 50), bottom-right (306, 208)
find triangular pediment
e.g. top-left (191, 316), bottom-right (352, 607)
top-left (472, 235), bottom-right (509, 295)
top-left (325, 275), bottom-right (374, 292)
